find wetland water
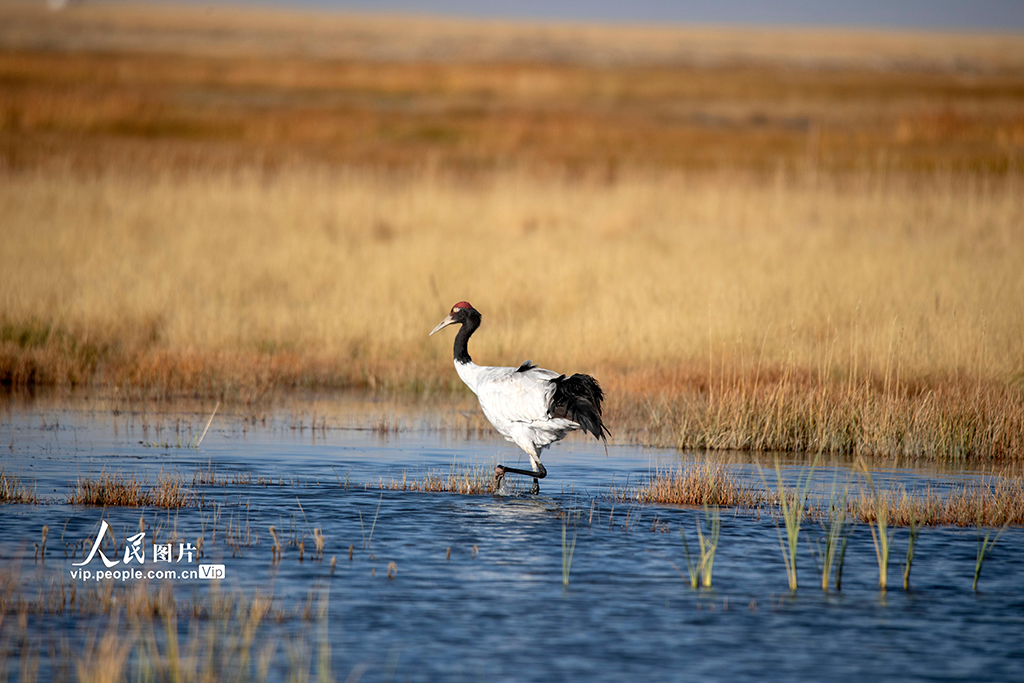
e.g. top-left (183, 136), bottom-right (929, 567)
top-left (2, 397), bottom-right (1023, 682)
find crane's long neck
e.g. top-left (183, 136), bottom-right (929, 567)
top-left (453, 314), bottom-right (480, 365)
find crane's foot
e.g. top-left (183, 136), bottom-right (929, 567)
top-left (493, 464), bottom-right (546, 495)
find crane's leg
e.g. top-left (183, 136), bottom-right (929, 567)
top-left (493, 456), bottom-right (547, 495)
top-left (528, 454), bottom-right (546, 495)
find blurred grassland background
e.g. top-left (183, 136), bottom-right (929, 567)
top-left (1, 1), bottom-right (1023, 459)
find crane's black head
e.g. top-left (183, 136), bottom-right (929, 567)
top-left (429, 302), bottom-right (481, 364)
top-left (429, 302), bottom-right (480, 337)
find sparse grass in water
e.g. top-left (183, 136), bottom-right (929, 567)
top-left (939, 478), bottom-right (1024, 527)
top-left (365, 490), bottom-right (383, 550)
top-left (809, 479), bottom-right (850, 592)
top-left (268, 525), bottom-right (281, 562)
top-left (371, 466), bottom-right (494, 495)
top-left (611, 459), bottom-right (1023, 529)
top-left (616, 462), bottom-right (766, 507)
top-left (764, 457), bottom-right (816, 592)
top-left (76, 615), bottom-right (133, 683)
top-left (56, 581), bottom-right (333, 683)
top-left (193, 399), bottom-right (220, 448)
top-left (0, 469), bottom-right (38, 504)
top-left (846, 475), bottom-right (1024, 528)
top-left (192, 464), bottom-right (267, 487)
top-left (903, 512), bottom-right (921, 591)
top-left (0, 576), bottom-right (338, 681)
top-left (973, 522), bottom-right (1009, 591)
top-left (562, 515), bottom-right (578, 588)
top-left (67, 470), bottom-right (192, 508)
top-left (857, 458), bottom-right (893, 592)
top-left (680, 505), bottom-right (721, 589)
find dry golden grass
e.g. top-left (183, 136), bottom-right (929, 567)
top-left (191, 466), bottom-right (267, 487)
top-left (1, 1), bottom-right (1023, 462)
top-left (76, 617), bottom-right (134, 683)
top-left (0, 570), bottom-right (308, 682)
top-left (371, 467), bottom-right (495, 495)
top-left (632, 375), bottom-right (1024, 460)
top-left (4, 4), bottom-right (1024, 177)
top-left (0, 468), bottom-right (38, 504)
top-left (614, 462), bottom-right (768, 507)
top-left (68, 471), bottom-right (192, 507)
top-left (617, 462), bottom-right (1024, 526)
top-left (0, 567), bottom-right (274, 620)
top-left (3, 169), bottom-right (1021, 389)
top-left (4, 33), bottom-right (1024, 175)
top-left (848, 477), bottom-right (1024, 527)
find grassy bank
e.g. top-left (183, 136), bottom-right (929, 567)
top-left (3, 167), bottom-right (1022, 460)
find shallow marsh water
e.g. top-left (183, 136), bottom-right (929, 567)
top-left (1, 396), bottom-right (1023, 681)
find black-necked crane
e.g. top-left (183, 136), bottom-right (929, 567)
top-left (430, 301), bottom-right (609, 494)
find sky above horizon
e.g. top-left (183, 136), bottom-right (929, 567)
top-left (216, 0), bottom-right (1024, 30)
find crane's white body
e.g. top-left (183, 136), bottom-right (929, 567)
top-left (455, 360), bottom-right (578, 466)
top-left (430, 302), bottom-right (606, 492)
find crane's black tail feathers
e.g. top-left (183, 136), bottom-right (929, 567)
top-left (550, 373), bottom-right (610, 441)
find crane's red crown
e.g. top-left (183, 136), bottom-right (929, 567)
top-left (452, 301), bottom-right (473, 312)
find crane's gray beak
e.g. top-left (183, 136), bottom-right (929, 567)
top-left (429, 314), bottom-right (456, 336)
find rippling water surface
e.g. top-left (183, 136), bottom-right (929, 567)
top-left (1, 397), bottom-right (1022, 682)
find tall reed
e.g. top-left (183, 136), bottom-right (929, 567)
top-left (762, 458), bottom-right (816, 591)
top-left (903, 513), bottom-right (921, 591)
top-left (562, 516), bottom-right (578, 588)
top-left (810, 480), bottom-right (850, 592)
top-left (680, 505), bottom-right (722, 589)
top-left (857, 458), bottom-right (893, 592)
top-left (973, 523), bottom-right (1009, 591)
top-left (0, 469), bottom-right (37, 504)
